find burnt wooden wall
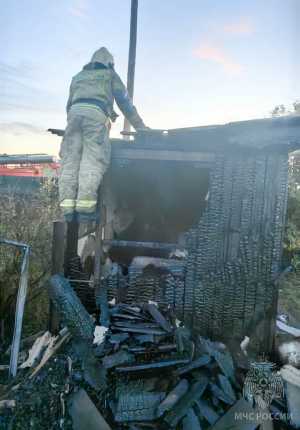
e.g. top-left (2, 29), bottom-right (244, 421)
top-left (184, 152), bottom-right (289, 352)
top-left (105, 150), bottom-right (289, 353)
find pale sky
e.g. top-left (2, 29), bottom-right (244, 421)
top-left (1, 0), bottom-right (299, 155)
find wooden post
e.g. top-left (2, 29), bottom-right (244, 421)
top-left (94, 181), bottom-right (109, 326)
top-left (64, 219), bottom-right (79, 276)
top-left (123, 0), bottom-right (138, 138)
top-left (49, 221), bottom-right (65, 333)
top-left (94, 218), bottom-right (102, 297)
top-left (51, 221), bottom-right (65, 275)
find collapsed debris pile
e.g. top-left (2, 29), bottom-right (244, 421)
top-left (2, 274), bottom-right (300, 429)
top-left (49, 275), bottom-right (248, 429)
top-left (1, 275), bottom-right (243, 429)
top-left (93, 301), bottom-right (240, 428)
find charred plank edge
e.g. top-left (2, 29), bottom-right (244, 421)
top-left (116, 358), bottom-right (190, 372)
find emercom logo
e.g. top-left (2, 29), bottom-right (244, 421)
top-left (243, 361), bottom-right (284, 409)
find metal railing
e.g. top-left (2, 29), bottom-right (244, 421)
top-left (0, 239), bottom-right (30, 377)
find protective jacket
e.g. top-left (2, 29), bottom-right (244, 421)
top-left (66, 47), bottom-right (145, 130)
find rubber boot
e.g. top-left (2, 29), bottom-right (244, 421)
top-left (76, 207), bottom-right (101, 224)
top-left (59, 199), bottom-right (76, 222)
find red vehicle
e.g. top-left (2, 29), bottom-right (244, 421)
top-left (0, 154), bottom-right (60, 178)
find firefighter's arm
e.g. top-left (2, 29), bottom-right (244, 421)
top-left (112, 71), bottom-right (147, 130)
top-left (66, 80), bottom-right (74, 113)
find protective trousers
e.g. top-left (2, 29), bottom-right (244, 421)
top-left (59, 105), bottom-right (111, 214)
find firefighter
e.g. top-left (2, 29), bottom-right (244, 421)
top-left (59, 47), bottom-right (147, 220)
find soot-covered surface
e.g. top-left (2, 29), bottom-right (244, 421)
top-left (110, 160), bottom-right (210, 244)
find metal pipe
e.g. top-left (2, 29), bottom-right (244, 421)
top-left (0, 241), bottom-right (31, 378)
top-left (123, 0), bottom-right (138, 138)
top-left (0, 238), bottom-right (29, 248)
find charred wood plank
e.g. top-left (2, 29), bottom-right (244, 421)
top-left (111, 313), bottom-right (146, 321)
top-left (164, 376), bottom-right (208, 427)
top-left (212, 349), bottom-right (235, 381)
top-left (111, 326), bottom-right (166, 336)
top-left (104, 239), bottom-right (177, 251)
top-left (182, 408), bottom-right (202, 429)
top-left (217, 374), bottom-right (236, 403)
top-left (157, 379), bottom-right (189, 417)
top-left (113, 322), bottom-right (161, 329)
top-left (128, 344), bottom-right (177, 354)
top-left (108, 333), bottom-right (129, 344)
top-left (115, 391), bottom-right (165, 422)
top-left (102, 350), bottom-right (135, 369)
top-left (68, 388), bottom-right (112, 430)
top-left (133, 334), bottom-right (155, 344)
top-left (116, 358), bottom-right (190, 373)
top-left (117, 304), bottom-right (142, 313)
top-left (209, 382), bottom-right (235, 405)
top-left (176, 354), bottom-right (211, 376)
top-left (175, 327), bottom-right (192, 354)
top-left (145, 303), bottom-right (173, 333)
top-left (113, 148), bottom-right (215, 163)
top-left (194, 399), bottom-right (220, 425)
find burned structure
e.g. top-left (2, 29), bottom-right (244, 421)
top-left (61, 115), bottom-right (300, 354)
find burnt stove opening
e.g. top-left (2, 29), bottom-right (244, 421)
top-left (108, 159), bottom-right (210, 264)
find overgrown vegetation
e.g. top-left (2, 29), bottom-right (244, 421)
top-left (0, 180), bottom-right (59, 347)
top-left (284, 150), bottom-right (300, 262)
top-left (279, 152), bottom-right (300, 321)
top-left (285, 188), bottom-right (300, 269)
